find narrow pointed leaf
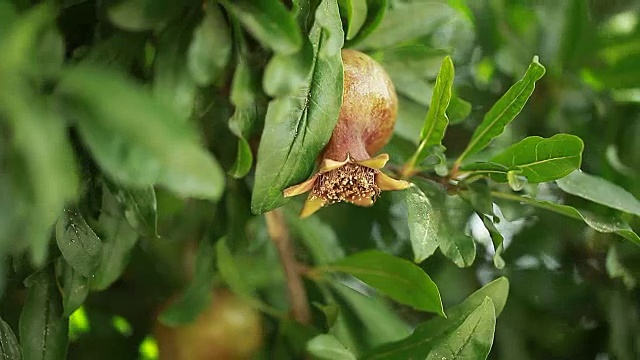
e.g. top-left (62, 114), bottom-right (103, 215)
top-left (223, 0), bottom-right (302, 54)
top-left (493, 194), bottom-right (640, 245)
top-left (345, 0), bottom-right (387, 47)
top-left (457, 57), bottom-right (546, 164)
top-left (56, 259), bottom-right (89, 317)
top-left (325, 250), bottom-right (444, 316)
top-left (251, 0), bottom-right (344, 213)
top-left (104, 179), bottom-right (157, 238)
top-left (338, 0), bottom-right (368, 40)
top-left (55, 207), bottom-right (103, 278)
top-left (425, 298), bottom-right (496, 360)
top-left (263, 37), bottom-right (314, 97)
top-left (152, 16), bottom-right (198, 120)
top-left (216, 237), bottom-right (255, 299)
top-left (187, 3), bottom-right (232, 86)
top-left (19, 269), bottom-right (68, 360)
top-left (228, 47), bottom-right (261, 178)
top-left (356, 2), bottom-right (455, 50)
top-left (0, 316), bottom-right (21, 360)
top-left (478, 214), bottom-right (505, 269)
top-left (419, 56), bottom-right (454, 146)
top-left (447, 94), bottom-right (472, 124)
top-left (362, 277), bottom-right (508, 360)
top-left (556, 170), bottom-right (640, 216)
top-left (0, 4), bottom-right (78, 265)
top-left (331, 283), bottom-right (410, 346)
top-left (91, 188), bottom-right (139, 290)
top-left (285, 208), bottom-right (346, 265)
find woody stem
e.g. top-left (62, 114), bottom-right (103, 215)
top-left (264, 209), bottom-right (311, 324)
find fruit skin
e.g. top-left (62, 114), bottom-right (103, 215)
top-left (322, 49), bottom-right (398, 162)
top-left (154, 289), bottom-right (263, 360)
top-left (283, 49), bottom-right (409, 218)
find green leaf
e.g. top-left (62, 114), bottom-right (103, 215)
top-left (362, 277), bottom-right (508, 360)
top-left (463, 180), bottom-right (494, 216)
top-left (456, 57), bottom-right (546, 165)
top-left (344, 0), bottom-right (387, 47)
top-left (478, 214), bottom-right (505, 269)
top-left (325, 250), bottom-right (444, 315)
top-left (404, 185), bottom-right (438, 263)
top-left (425, 298), bottom-right (496, 360)
top-left (437, 276), bottom-right (509, 322)
top-left (0, 3), bottom-right (17, 42)
top-left (338, 0), bottom-right (367, 41)
top-left (285, 209), bottom-right (346, 265)
top-left (187, 2), bottom-right (232, 86)
top-left (106, 0), bottom-right (183, 32)
top-left (0, 3), bottom-right (78, 264)
top-left (263, 38), bottom-right (314, 97)
top-left (276, 320), bottom-right (320, 358)
top-left (55, 207), bottom-right (103, 278)
top-left (91, 187), bottom-right (140, 291)
top-left (307, 334), bottom-right (356, 360)
top-left (330, 282), bottom-right (410, 347)
top-left (447, 94), bottom-right (472, 124)
top-left (417, 180), bottom-right (476, 267)
top-left (2, 97), bottom-right (78, 264)
top-left (80, 32), bottom-right (146, 71)
top-left (159, 238), bottom-right (216, 326)
top-left (251, 0), bottom-right (344, 213)
top-left (55, 259), bottom-right (89, 317)
top-left (407, 55), bottom-right (454, 168)
top-left (0, 316), bottom-right (21, 360)
top-left (104, 179), bottom-right (158, 238)
top-left (228, 47), bottom-right (261, 178)
top-left (556, 170), bottom-right (640, 216)
top-left (215, 237), bottom-right (255, 298)
top-left (606, 245), bottom-right (636, 289)
top-left (462, 134), bottom-right (584, 183)
top-left (153, 17), bottom-right (198, 120)
top-left (19, 269), bottom-right (68, 360)
top-left (356, 2), bottom-right (455, 50)
top-left (491, 193), bottom-right (640, 245)
top-left (489, 134), bottom-right (584, 183)
top-left (0, 2), bottom-right (58, 73)
top-left (223, 0), bottom-right (302, 54)
top-left (229, 138), bottom-right (253, 179)
top-left (420, 56), bottom-right (454, 146)
top-left (57, 65), bottom-right (225, 200)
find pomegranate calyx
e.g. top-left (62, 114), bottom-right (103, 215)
top-left (283, 153), bottom-right (410, 218)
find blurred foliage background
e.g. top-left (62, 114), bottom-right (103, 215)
top-left (1, 0), bottom-right (640, 359)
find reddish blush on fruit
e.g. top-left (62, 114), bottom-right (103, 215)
top-left (283, 49), bottom-right (409, 218)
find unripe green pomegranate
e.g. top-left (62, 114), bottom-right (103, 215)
top-left (284, 49), bottom-right (409, 218)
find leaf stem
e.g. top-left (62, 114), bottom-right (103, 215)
top-left (401, 140), bottom-right (428, 178)
top-left (265, 209), bottom-right (311, 325)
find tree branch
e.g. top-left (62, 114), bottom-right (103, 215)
top-left (264, 209), bottom-right (311, 325)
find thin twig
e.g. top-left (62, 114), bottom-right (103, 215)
top-left (264, 209), bottom-right (311, 325)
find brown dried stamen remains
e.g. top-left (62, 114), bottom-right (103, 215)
top-left (310, 163), bottom-right (380, 205)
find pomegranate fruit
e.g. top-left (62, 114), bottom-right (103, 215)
top-left (154, 288), bottom-right (263, 360)
top-left (283, 49), bottom-right (409, 218)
